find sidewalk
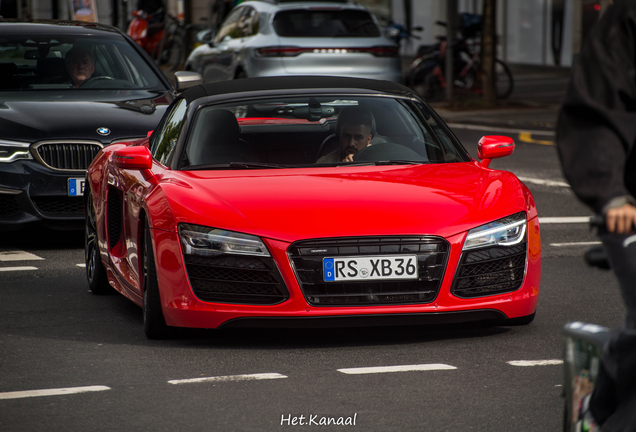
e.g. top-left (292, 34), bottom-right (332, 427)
top-left (426, 63), bottom-right (571, 132)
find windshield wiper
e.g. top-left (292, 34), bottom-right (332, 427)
top-left (229, 162), bottom-right (297, 169)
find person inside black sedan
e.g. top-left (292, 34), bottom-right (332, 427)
top-left (65, 46), bottom-right (95, 88)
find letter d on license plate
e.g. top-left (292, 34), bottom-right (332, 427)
top-left (323, 255), bottom-right (418, 282)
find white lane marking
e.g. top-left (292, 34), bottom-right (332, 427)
top-left (76, 263), bottom-right (86, 268)
top-left (0, 251), bottom-right (44, 261)
top-left (0, 385), bottom-right (110, 400)
top-left (550, 241), bottom-right (602, 247)
top-left (0, 266), bottom-right (38, 272)
top-left (168, 373), bottom-right (287, 385)
top-left (517, 176), bottom-right (570, 187)
top-left (337, 364), bottom-right (457, 375)
top-left (446, 123), bottom-right (556, 136)
top-left (507, 360), bottom-right (563, 367)
top-left (539, 216), bottom-right (591, 224)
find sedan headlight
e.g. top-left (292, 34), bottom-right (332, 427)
top-left (179, 223), bottom-right (270, 257)
top-left (463, 212), bottom-right (527, 251)
top-left (0, 140), bottom-right (32, 163)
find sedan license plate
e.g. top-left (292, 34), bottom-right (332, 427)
top-left (67, 178), bottom-right (85, 197)
top-left (323, 255), bottom-right (418, 282)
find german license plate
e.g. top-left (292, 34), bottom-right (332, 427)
top-left (323, 255), bottom-right (418, 282)
top-left (67, 178), bottom-right (85, 197)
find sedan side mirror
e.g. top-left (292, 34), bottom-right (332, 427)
top-left (174, 71), bottom-right (203, 92)
top-left (477, 135), bottom-right (515, 168)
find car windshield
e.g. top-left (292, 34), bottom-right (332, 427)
top-left (273, 9), bottom-right (381, 37)
top-left (178, 95), bottom-right (469, 169)
top-left (0, 34), bottom-right (163, 91)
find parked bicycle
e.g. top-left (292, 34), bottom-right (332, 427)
top-left (406, 13), bottom-right (514, 101)
top-left (152, 13), bottom-right (187, 72)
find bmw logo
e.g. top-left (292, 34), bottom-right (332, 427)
top-left (97, 127), bottom-right (111, 136)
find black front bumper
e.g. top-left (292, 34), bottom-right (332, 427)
top-left (0, 159), bottom-right (85, 228)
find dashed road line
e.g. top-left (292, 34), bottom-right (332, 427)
top-left (507, 360), bottom-right (563, 367)
top-left (168, 373), bottom-right (288, 385)
top-left (0, 250), bottom-right (44, 261)
top-left (337, 364), bottom-right (457, 375)
top-left (0, 266), bottom-right (38, 272)
top-left (517, 176), bottom-right (569, 188)
top-left (539, 216), bottom-right (591, 224)
top-left (0, 385), bottom-right (111, 400)
top-left (518, 131), bottom-right (555, 146)
top-left (76, 263), bottom-right (86, 268)
top-left (550, 241), bottom-right (602, 247)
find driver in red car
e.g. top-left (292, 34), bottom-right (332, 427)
top-left (318, 107), bottom-right (375, 163)
top-left (65, 47), bottom-right (95, 88)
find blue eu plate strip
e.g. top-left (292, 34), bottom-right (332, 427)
top-left (323, 258), bottom-right (335, 281)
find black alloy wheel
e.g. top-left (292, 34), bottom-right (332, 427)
top-left (142, 223), bottom-right (172, 339)
top-left (85, 189), bottom-right (112, 294)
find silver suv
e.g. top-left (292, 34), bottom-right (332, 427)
top-left (185, 0), bottom-right (401, 83)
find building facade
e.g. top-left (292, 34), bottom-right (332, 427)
top-left (1, 0), bottom-right (609, 67)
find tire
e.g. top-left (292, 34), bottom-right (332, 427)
top-left (85, 189), bottom-right (112, 295)
top-left (142, 223), bottom-right (172, 339)
top-left (505, 312), bottom-right (535, 326)
top-left (235, 70), bottom-right (247, 79)
top-left (494, 58), bottom-right (514, 99)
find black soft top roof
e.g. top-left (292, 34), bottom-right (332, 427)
top-left (181, 76), bottom-right (414, 103)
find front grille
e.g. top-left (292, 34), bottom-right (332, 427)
top-left (184, 255), bottom-right (289, 305)
top-left (107, 187), bottom-right (122, 249)
top-left (0, 194), bottom-right (20, 217)
top-left (32, 196), bottom-right (83, 215)
top-left (289, 236), bottom-right (449, 306)
top-left (451, 242), bottom-right (527, 298)
top-left (35, 142), bottom-right (102, 170)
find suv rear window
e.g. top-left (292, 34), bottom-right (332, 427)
top-left (273, 9), bottom-right (381, 37)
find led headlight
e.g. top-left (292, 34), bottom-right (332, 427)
top-left (179, 223), bottom-right (270, 257)
top-left (0, 140), bottom-right (32, 163)
top-left (463, 212), bottom-right (527, 251)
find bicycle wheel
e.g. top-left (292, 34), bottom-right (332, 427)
top-left (495, 59), bottom-right (514, 99)
top-left (163, 37), bottom-right (185, 72)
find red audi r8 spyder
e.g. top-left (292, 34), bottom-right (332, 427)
top-left (84, 76), bottom-right (540, 339)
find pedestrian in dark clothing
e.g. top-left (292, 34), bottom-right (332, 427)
top-left (556, 0), bottom-right (636, 430)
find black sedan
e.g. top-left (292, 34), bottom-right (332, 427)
top-left (0, 20), bottom-right (200, 230)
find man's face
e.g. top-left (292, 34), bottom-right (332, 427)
top-left (67, 53), bottom-right (94, 87)
top-left (339, 123), bottom-right (372, 158)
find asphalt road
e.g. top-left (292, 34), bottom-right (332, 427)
top-left (0, 127), bottom-right (626, 432)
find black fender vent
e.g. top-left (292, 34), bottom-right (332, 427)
top-left (107, 186), bottom-right (123, 249)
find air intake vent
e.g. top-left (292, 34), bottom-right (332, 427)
top-left (451, 243), bottom-right (527, 298)
top-left (184, 255), bottom-right (289, 305)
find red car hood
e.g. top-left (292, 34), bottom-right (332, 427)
top-left (159, 163), bottom-right (530, 242)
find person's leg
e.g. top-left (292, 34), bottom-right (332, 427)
top-left (592, 232), bottom-right (636, 430)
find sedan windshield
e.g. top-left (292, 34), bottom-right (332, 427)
top-left (170, 95), bottom-right (469, 169)
top-left (0, 34), bottom-right (163, 91)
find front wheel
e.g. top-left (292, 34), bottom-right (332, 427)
top-left (142, 223), bottom-right (172, 339)
top-left (85, 189), bottom-right (112, 295)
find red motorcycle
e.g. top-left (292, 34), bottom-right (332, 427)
top-left (127, 9), bottom-right (185, 72)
